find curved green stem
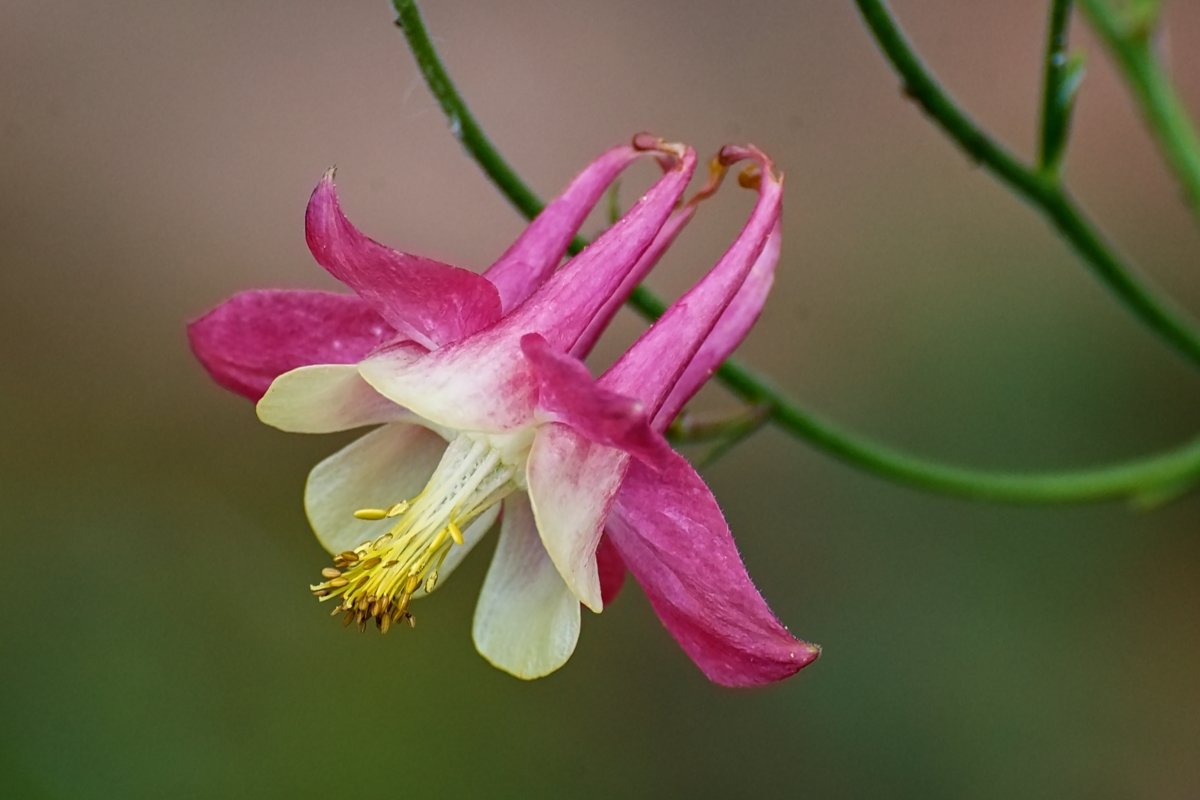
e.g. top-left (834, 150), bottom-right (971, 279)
top-left (855, 0), bottom-right (1200, 370)
top-left (1080, 0), bottom-right (1200, 219)
top-left (391, 0), bottom-right (1200, 504)
top-left (715, 364), bottom-right (1200, 504)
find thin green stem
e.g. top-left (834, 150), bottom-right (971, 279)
top-left (1037, 0), bottom-right (1082, 176)
top-left (696, 408), bottom-right (775, 470)
top-left (855, 0), bottom-right (1200, 369)
top-left (392, 0), bottom-right (1200, 504)
top-left (669, 404), bottom-right (774, 444)
top-left (715, 362), bottom-right (1200, 503)
top-left (1080, 0), bottom-right (1200, 218)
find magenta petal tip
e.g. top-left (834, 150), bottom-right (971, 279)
top-left (304, 173), bottom-right (502, 348)
top-left (631, 131), bottom-right (662, 151)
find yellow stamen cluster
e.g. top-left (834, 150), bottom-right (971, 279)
top-left (309, 506), bottom-right (457, 632)
top-left (308, 433), bottom-right (523, 633)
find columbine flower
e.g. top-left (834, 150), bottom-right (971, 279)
top-left (189, 135), bottom-right (818, 686)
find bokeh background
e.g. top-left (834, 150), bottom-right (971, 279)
top-left (3, 1), bottom-right (1199, 797)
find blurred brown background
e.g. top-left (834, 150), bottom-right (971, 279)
top-left (2, 1), bottom-right (1198, 797)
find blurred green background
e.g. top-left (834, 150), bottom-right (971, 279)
top-left (3, 2), bottom-right (1199, 797)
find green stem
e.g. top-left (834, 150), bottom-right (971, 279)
top-left (712, 363), bottom-right (1200, 503)
top-left (1080, 0), bottom-right (1200, 218)
top-left (696, 408), bottom-right (775, 469)
top-left (855, 0), bottom-right (1200, 370)
top-left (1037, 0), bottom-right (1081, 175)
top-left (669, 404), bottom-right (774, 444)
top-left (392, 0), bottom-right (1200, 504)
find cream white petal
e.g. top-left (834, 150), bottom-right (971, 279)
top-left (525, 423), bottom-right (627, 612)
top-left (304, 423), bottom-right (447, 554)
top-left (473, 492), bottom-right (581, 679)
top-left (258, 364), bottom-right (410, 433)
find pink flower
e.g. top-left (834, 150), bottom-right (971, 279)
top-left (189, 135), bottom-right (819, 686)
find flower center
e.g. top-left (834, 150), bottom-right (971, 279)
top-left (310, 432), bottom-right (526, 632)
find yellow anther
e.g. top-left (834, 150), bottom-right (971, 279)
top-left (311, 432), bottom-right (526, 634)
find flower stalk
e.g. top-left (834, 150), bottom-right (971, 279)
top-left (1079, 0), bottom-right (1200, 221)
top-left (1037, 0), bottom-right (1085, 177)
top-left (854, 0), bottom-right (1200, 370)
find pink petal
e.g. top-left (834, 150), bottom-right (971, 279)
top-left (601, 146), bottom-right (782, 417)
top-left (305, 171), bottom-right (502, 348)
top-left (358, 335), bottom-right (538, 432)
top-left (521, 334), bottom-right (668, 465)
top-left (525, 422), bottom-right (628, 612)
top-left (596, 533), bottom-right (627, 605)
top-left (358, 142), bottom-right (696, 433)
top-left (606, 447), bottom-right (820, 687)
top-left (484, 143), bottom-right (650, 312)
top-left (187, 289), bottom-right (395, 401)
top-left (653, 221), bottom-right (781, 429)
top-left (501, 139), bottom-right (696, 353)
top-left (572, 202), bottom-right (697, 358)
